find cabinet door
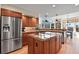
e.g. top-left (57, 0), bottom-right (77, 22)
top-left (22, 16), bottom-right (29, 27)
top-left (22, 33), bottom-right (27, 46)
top-left (43, 40), bottom-right (50, 54)
top-left (31, 18), bottom-right (38, 27)
top-left (28, 17), bottom-right (38, 27)
top-left (26, 34), bottom-right (29, 45)
top-left (28, 17), bottom-right (33, 27)
top-left (55, 35), bottom-right (60, 53)
top-left (28, 37), bottom-right (34, 54)
top-left (25, 17), bottom-right (29, 26)
top-left (34, 39), bottom-right (43, 54)
top-left (59, 35), bottom-right (62, 50)
top-left (50, 37), bottom-right (56, 54)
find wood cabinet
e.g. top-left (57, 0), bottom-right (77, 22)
top-left (1, 8), bottom-right (22, 18)
top-left (55, 35), bottom-right (62, 53)
top-left (28, 37), bottom-right (34, 54)
top-left (28, 17), bottom-right (33, 27)
top-left (59, 35), bottom-right (62, 50)
top-left (28, 17), bottom-right (38, 27)
top-left (55, 36), bottom-right (60, 53)
top-left (22, 33), bottom-right (27, 46)
top-left (31, 18), bottom-right (38, 27)
top-left (22, 33), bottom-right (29, 46)
top-left (22, 15), bottom-right (29, 27)
top-left (28, 35), bottom-right (62, 54)
top-left (43, 40), bottom-right (50, 54)
top-left (34, 39), bottom-right (43, 54)
top-left (50, 37), bottom-right (56, 54)
top-left (22, 15), bottom-right (38, 27)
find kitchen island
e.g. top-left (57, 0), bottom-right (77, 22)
top-left (23, 29), bottom-right (66, 44)
top-left (27, 32), bottom-right (62, 54)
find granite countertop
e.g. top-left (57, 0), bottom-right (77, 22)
top-left (22, 29), bottom-right (66, 34)
top-left (27, 32), bottom-right (61, 41)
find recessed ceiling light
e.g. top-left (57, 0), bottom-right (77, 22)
top-left (52, 5), bottom-right (56, 7)
top-left (46, 13), bottom-right (48, 15)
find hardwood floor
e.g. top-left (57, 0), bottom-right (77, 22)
top-left (9, 45), bottom-right (28, 54)
top-left (58, 32), bottom-right (79, 54)
top-left (9, 32), bottom-right (79, 54)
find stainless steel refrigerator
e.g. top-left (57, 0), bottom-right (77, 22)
top-left (0, 16), bottom-right (22, 54)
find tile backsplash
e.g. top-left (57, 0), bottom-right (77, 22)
top-left (24, 27), bottom-right (36, 32)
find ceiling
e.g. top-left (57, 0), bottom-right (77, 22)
top-left (1, 4), bottom-right (79, 17)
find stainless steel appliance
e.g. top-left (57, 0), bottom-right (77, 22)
top-left (0, 16), bottom-right (22, 54)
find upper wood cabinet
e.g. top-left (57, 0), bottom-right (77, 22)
top-left (32, 18), bottom-right (39, 26)
top-left (22, 15), bottom-right (39, 27)
top-left (28, 17), bottom-right (33, 27)
top-left (29, 17), bottom-right (38, 27)
top-left (1, 8), bottom-right (22, 18)
top-left (22, 15), bottom-right (29, 27)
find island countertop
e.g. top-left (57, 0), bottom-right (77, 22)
top-left (22, 29), bottom-right (66, 34)
top-left (27, 32), bottom-right (62, 41)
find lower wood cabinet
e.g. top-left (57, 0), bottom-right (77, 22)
top-left (34, 39), bottom-right (43, 54)
top-left (55, 36), bottom-right (60, 53)
top-left (43, 40), bottom-right (50, 54)
top-left (59, 35), bottom-right (62, 50)
top-left (22, 33), bottom-right (27, 46)
top-left (49, 37), bottom-right (56, 54)
top-left (22, 33), bottom-right (29, 46)
top-left (28, 37), bottom-right (34, 54)
top-left (28, 35), bottom-right (62, 54)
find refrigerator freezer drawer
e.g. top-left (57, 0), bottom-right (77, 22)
top-left (12, 38), bottom-right (22, 50)
top-left (1, 38), bottom-right (22, 54)
top-left (1, 40), bottom-right (13, 54)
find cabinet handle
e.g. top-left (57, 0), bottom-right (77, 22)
top-left (36, 42), bottom-right (38, 47)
